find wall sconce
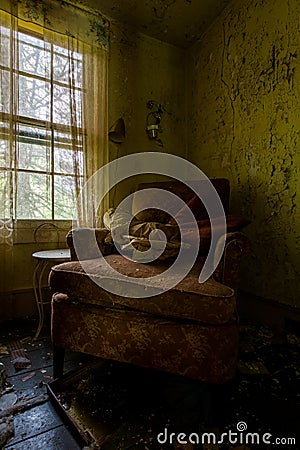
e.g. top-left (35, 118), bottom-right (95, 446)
top-left (146, 100), bottom-right (169, 147)
top-left (109, 117), bottom-right (125, 143)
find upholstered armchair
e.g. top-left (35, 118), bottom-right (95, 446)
top-left (50, 179), bottom-right (250, 383)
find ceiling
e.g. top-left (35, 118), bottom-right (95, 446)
top-left (85, 0), bottom-right (232, 48)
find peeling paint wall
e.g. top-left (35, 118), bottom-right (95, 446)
top-left (86, 0), bottom-right (232, 48)
top-left (187, 0), bottom-right (300, 307)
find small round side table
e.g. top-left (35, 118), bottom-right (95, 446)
top-left (32, 249), bottom-right (71, 340)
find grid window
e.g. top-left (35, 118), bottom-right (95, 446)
top-left (0, 24), bottom-right (84, 220)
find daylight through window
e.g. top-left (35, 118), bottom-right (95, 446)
top-left (0, 22), bottom-right (84, 220)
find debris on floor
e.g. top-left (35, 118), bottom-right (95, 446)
top-left (8, 340), bottom-right (31, 369)
top-left (0, 392), bottom-right (17, 412)
top-left (0, 363), bottom-right (8, 389)
top-left (237, 360), bottom-right (270, 375)
top-left (0, 355), bottom-right (48, 449)
top-left (0, 319), bottom-right (299, 449)
top-left (0, 390), bottom-right (49, 446)
top-left (0, 393), bottom-right (48, 418)
top-left (21, 371), bottom-right (36, 382)
top-left (0, 344), bottom-right (9, 356)
top-left (0, 415), bottom-right (14, 447)
top-left (0, 392), bottom-right (18, 446)
top-left (0, 363), bottom-right (13, 395)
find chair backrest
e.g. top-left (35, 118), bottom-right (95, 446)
top-left (132, 178), bottom-right (230, 223)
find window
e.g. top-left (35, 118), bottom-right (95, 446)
top-left (0, 21), bottom-right (84, 220)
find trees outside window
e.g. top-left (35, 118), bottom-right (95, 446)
top-left (0, 25), bottom-right (84, 220)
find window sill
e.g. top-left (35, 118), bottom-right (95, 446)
top-left (13, 220), bottom-right (73, 245)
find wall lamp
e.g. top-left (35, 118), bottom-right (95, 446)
top-left (146, 100), bottom-right (169, 147)
top-left (109, 117), bottom-right (125, 143)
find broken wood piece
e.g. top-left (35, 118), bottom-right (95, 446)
top-left (0, 393), bottom-right (48, 419)
top-left (0, 364), bottom-right (8, 389)
top-left (0, 415), bottom-right (14, 447)
top-left (21, 371), bottom-right (36, 382)
top-left (0, 393), bottom-right (17, 412)
top-left (8, 341), bottom-right (31, 369)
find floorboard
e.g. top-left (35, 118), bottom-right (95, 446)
top-left (5, 424), bottom-right (81, 449)
top-left (1, 320), bottom-right (88, 449)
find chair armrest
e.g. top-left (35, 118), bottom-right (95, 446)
top-left (213, 231), bottom-right (251, 289)
top-left (66, 228), bottom-right (114, 261)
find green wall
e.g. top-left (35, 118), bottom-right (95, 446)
top-left (187, 0), bottom-right (300, 307)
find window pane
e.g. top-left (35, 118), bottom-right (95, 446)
top-left (53, 84), bottom-right (82, 126)
top-left (17, 125), bottom-right (51, 171)
top-left (54, 129), bottom-right (83, 175)
top-left (18, 32), bottom-right (50, 78)
top-left (18, 142), bottom-right (50, 172)
top-left (19, 74), bottom-right (50, 121)
top-left (54, 148), bottom-right (83, 175)
top-left (18, 32), bottom-right (46, 50)
top-left (0, 69), bottom-right (10, 113)
top-left (0, 170), bottom-right (11, 218)
top-left (0, 26), bottom-right (10, 68)
top-left (54, 175), bottom-right (79, 219)
top-left (0, 140), bottom-right (9, 168)
top-left (0, 122), bottom-right (10, 168)
top-left (17, 172), bottom-right (51, 219)
top-left (53, 51), bottom-right (82, 87)
top-left (54, 129), bottom-right (83, 151)
top-left (53, 44), bottom-right (81, 59)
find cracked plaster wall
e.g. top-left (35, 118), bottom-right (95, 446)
top-left (187, 0), bottom-right (300, 307)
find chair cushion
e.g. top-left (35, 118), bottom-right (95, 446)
top-left (49, 254), bottom-right (235, 325)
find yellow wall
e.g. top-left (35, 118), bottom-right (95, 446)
top-left (187, 0), bottom-right (300, 307)
top-left (108, 21), bottom-right (187, 206)
top-left (0, 19), bottom-right (187, 320)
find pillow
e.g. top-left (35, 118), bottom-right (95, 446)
top-left (104, 214), bottom-right (189, 261)
top-left (169, 194), bottom-right (208, 225)
top-left (127, 221), bottom-right (186, 261)
top-left (180, 215), bottom-right (251, 248)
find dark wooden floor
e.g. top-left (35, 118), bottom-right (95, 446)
top-left (0, 320), bottom-right (87, 449)
top-left (1, 318), bottom-right (299, 449)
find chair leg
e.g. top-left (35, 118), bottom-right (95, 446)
top-left (53, 345), bottom-right (65, 379)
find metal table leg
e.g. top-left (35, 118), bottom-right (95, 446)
top-left (33, 260), bottom-right (49, 340)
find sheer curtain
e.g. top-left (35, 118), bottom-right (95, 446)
top-left (42, 28), bottom-right (109, 227)
top-left (0, 1), bottom-right (109, 304)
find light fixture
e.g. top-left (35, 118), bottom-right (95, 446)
top-left (146, 100), bottom-right (169, 146)
top-left (109, 117), bottom-right (125, 143)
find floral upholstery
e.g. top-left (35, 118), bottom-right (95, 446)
top-left (50, 179), bottom-right (250, 383)
top-left (51, 292), bottom-right (238, 383)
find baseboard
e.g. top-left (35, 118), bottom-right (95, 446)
top-left (237, 290), bottom-right (300, 331)
top-left (0, 287), bottom-right (52, 322)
